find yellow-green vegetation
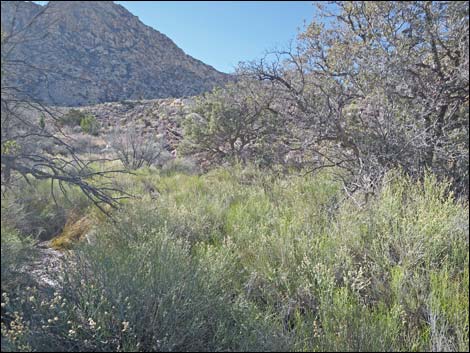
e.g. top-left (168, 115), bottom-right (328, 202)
top-left (50, 215), bottom-right (93, 250)
top-left (1, 178), bottom-right (91, 242)
top-left (59, 109), bottom-right (99, 135)
top-left (59, 109), bottom-right (87, 127)
top-left (1, 167), bottom-right (469, 351)
top-left (79, 114), bottom-right (100, 136)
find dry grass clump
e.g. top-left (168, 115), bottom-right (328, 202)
top-left (50, 215), bottom-right (93, 250)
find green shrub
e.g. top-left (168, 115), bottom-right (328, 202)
top-left (59, 110), bottom-right (99, 135)
top-left (59, 109), bottom-right (86, 127)
top-left (160, 157), bottom-right (199, 176)
top-left (1, 178), bottom-right (91, 241)
top-left (181, 81), bottom-right (285, 166)
top-left (79, 114), bottom-right (100, 136)
top-left (39, 115), bottom-right (45, 130)
top-left (1, 226), bottom-right (38, 293)
top-left (1, 167), bottom-right (468, 351)
top-left (1, 205), bottom-right (289, 351)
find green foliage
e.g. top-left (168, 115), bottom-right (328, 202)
top-left (1, 167), bottom-right (468, 351)
top-left (239, 1), bottom-right (469, 195)
top-left (38, 115), bottom-right (45, 130)
top-left (59, 109), bottom-right (86, 127)
top-left (160, 157), bottom-right (199, 176)
top-left (1, 178), bottom-right (91, 241)
top-left (1, 226), bottom-right (38, 293)
top-left (2, 1), bottom-right (468, 350)
top-left (58, 110), bottom-right (99, 135)
top-left (1, 140), bottom-right (18, 155)
top-left (181, 81), bottom-right (284, 166)
top-left (79, 114), bottom-right (99, 136)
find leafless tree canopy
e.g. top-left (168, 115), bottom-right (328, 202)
top-left (1, 3), bottom-right (127, 214)
top-left (110, 128), bottom-right (169, 170)
top-left (231, 1), bottom-right (469, 196)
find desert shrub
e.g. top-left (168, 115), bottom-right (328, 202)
top-left (181, 81), bottom-right (285, 167)
top-left (2, 167), bottom-right (468, 352)
top-left (1, 202), bottom-right (290, 352)
top-left (160, 157), bottom-right (199, 176)
top-left (38, 115), bottom-right (45, 130)
top-left (79, 114), bottom-right (100, 136)
top-left (319, 173), bottom-right (469, 351)
top-left (0, 226), bottom-right (39, 293)
top-left (1, 178), bottom-right (91, 241)
top-left (110, 128), bottom-right (168, 170)
top-left (132, 168), bottom-right (467, 351)
top-left (120, 99), bottom-right (137, 109)
top-left (239, 1), bottom-right (469, 197)
top-left (64, 211), bottom-right (289, 351)
top-left (59, 109), bottom-right (86, 127)
top-left (71, 133), bottom-right (98, 154)
top-left (57, 110), bottom-right (99, 135)
top-left (226, 171), bottom-right (468, 351)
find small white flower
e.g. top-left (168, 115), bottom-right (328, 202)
top-left (88, 318), bottom-right (96, 329)
top-left (121, 321), bottom-right (130, 332)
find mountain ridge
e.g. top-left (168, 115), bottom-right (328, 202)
top-left (1, 1), bottom-right (231, 106)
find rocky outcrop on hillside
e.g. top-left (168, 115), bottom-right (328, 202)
top-left (73, 97), bottom-right (191, 153)
top-left (1, 1), bottom-right (231, 106)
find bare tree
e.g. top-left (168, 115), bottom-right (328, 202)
top-left (239, 1), bottom-right (469, 196)
top-left (110, 127), bottom-right (169, 170)
top-left (1, 3), bottom-right (127, 214)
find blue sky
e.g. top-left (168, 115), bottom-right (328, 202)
top-left (34, 1), bottom-right (318, 73)
top-left (115, 1), bottom-right (317, 73)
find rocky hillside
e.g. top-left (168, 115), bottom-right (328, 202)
top-left (73, 97), bottom-right (191, 153)
top-left (1, 1), bottom-right (231, 106)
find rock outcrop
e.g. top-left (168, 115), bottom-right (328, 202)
top-left (1, 1), bottom-right (231, 106)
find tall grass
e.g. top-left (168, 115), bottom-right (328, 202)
top-left (1, 178), bottom-right (91, 241)
top-left (1, 167), bottom-right (468, 351)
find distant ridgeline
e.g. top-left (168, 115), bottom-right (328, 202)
top-left (1, 1), bottom-right (231, 106)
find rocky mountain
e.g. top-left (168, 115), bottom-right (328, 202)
top-left (1, 1), bottom-right (231, 106)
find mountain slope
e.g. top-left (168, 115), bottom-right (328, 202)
top-left (1, 1), bottom-right (231, 106)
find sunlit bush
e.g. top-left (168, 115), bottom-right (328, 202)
top-left (1, 167), bottom-right (468, 351)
